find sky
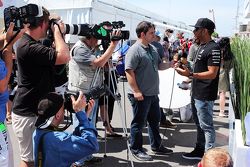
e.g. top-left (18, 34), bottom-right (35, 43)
top-left (126, 0), bottom-right (244, 37)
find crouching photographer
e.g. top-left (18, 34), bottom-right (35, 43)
top-left (33, 92), bottom-right (98, 167)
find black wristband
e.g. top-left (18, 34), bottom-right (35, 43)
top-left (189, 72), bottom-right (193, 77)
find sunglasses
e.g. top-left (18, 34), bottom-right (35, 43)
top-left (193, 27), bottom-right (202, 33)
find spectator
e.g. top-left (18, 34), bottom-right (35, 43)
top-left (98, 69), bottom-right (122, 137)
top-left (175, 18), bottom-right (221, 160)
top-left (217, 37), bottom-right (234, 117)
top-left (151, 30), bottom-right (176, 129)
top-left (188, 38), bottom-right (200, 65)
top-left (33, 92), bottom-right (98, 167)
top-left (162, 36), bottom-right (170, 61)
top-left (151, 30), bottom-right (164, 58)
top-left (12, 6), bottom-right (70, 167)
top-left (164, 29), bottom-right (174, 59)
top-left (0, 22), bottom-right (26, 167)
top-left (125, 21), bottom-right (173, 161)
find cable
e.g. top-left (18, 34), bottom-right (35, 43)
top-left (161, 68), bottom-right (176, 142)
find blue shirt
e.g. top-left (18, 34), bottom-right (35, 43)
top-left (33, 111), bottom-right (99, 167)
top-left (0, 59), bottom-right (9, 122)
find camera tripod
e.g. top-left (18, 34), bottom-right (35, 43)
top-left (96, 58), bottom-right (134, 167)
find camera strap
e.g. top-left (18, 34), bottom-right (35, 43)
top-left (0, 29), bottom-right (20, 52)
top-left (37, 124), bottom-right (70, 167)
top-left (37, 131), bottom-right (50, 167)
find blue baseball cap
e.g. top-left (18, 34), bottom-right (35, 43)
top-left (155, 30), bottom-right (162, 37)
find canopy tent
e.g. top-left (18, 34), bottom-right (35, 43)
top-left (0, 0), bottom-right (193, 42)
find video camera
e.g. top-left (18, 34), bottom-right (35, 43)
top-left (4, 4), bottom-right (43, 31)
top-left (61, 21), bottom-right (130, 41)
top-left (64, 85), bottom-right (108, 113)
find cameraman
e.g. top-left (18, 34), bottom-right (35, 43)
top-left (33, 92), bottom-right (98, 167)
top-left (11, 5), bottom-right (70, 167)
top-left (68, 28), bottom-right (120, 126)
top-left (0, 22), bottom-right (26, 167)
top-left (68, 29), bottom-right (120, 165)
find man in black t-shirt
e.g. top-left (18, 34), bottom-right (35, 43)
top-left (175, 18), bottom-right (221, 160)
top-left (11, 5), bottom-right (70, 167)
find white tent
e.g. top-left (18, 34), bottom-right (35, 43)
top-left (0, 0), bottom-right (193, 42)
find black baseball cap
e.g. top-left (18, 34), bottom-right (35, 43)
top-left (191, 18), bottom-right (215, 30)
top-left (35, 92), bottom-right (64, 129)
top-left (165, 29), bottom-right (173, 33)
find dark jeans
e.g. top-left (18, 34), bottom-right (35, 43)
top-left (128, 94), bottom-right (161, 152)
top-left (160, 108), bottom-right (167, 123)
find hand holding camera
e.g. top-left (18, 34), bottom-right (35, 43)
top-left (1, 22), bottom-right (28, 52)
top-left (49, 17), bottom-right (65, 35)
top-left (64, 85), bottom-right (107, 113)
top-left (110, 30), bottom-right (122, 42)
top-left (70, 91), bottom-right (86, 112)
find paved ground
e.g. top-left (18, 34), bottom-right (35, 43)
top-left (7, 81), bottom-right (230, 167)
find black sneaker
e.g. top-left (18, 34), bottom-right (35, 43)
top-left (152, 145), bottom-right (173, 155)
top-left (160, 120), bottom-right (177, 129)
top-left (131, 150), bottom-right (153, 161)
top-left (71, 163), bottom-right (88, 167)
top-left (182, 148), bottom-right (204, 160)
top-left (85, 156), bottom-right (103, 165)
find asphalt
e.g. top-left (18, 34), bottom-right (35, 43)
top-left (7, 81), bottom-right (230, 167)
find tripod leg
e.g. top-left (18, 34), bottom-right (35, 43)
top-left (116, 100), bottom-right (134, 167)
top-left (103, 60), bottom-right (134, 166)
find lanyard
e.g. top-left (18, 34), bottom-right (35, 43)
top-left (146, 46), bottom-right (157, 72)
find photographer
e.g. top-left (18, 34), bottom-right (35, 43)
top-left (11, 5), bottom-right (70, 167)
top-left (33, 92), bottom-right (98, 167)
top-left (0, 22), bottom-right (26, 167)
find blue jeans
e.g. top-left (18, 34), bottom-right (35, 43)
top-left (72, 99), bottom-right (99, 165)
top-left (88, 99), bottom-right (99, 126)
top-left (192, 98), bottom-right (215, 151)
top-left (128, 94), bottom-right (161, 152)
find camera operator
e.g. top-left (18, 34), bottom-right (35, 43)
top-left (0, 22), bottom-right (26, 167)
top-left (33, 92), bottom-right (98, 167)
top-left (11, 5), bottom-right (70, 167)
top-left (67, 28), bottom-right (120, 165)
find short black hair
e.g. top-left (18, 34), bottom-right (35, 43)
top-left (163, 36), bottom-right (169, 43)
top-left (136, 21), bottom-right (155, 38)
top-left (29, 6), bottom-right (50, 29)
